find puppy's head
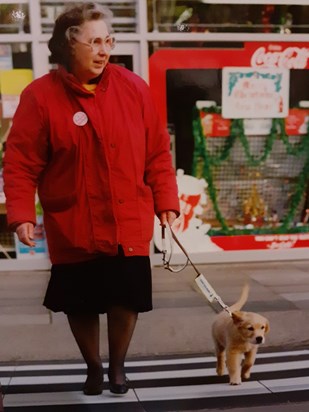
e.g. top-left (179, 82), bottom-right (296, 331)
top-left (232, 311), bottom-right (270, 345)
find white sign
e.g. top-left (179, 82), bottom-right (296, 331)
top-left (222, 67), bottom-right (290, 119)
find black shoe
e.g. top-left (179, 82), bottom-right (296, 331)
top-left (83, 369), bottom-right (104, 396)
top-left (108, 376), bottom-right (129, 395)
top-left (83, 382), bottom-right (104, 396)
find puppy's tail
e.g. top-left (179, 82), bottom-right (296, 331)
top-left (229, 283), bottom-right (249, 312)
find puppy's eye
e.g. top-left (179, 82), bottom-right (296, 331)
top-left (261, 326), bottom-right (265, 330)
top-left (248, 326), bottom-right (254, 331)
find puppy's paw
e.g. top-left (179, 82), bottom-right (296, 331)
top-left (229, 378), bottom-right (242, 385)
top-left (216, 367), bottom-right (224, 376)
top-left (242, 371), bottom-right (251, 380)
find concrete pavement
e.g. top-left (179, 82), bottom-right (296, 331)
top-left (0, 259), bottom-right (309, 362)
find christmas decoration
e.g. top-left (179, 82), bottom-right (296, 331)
top-left (243, 184), bottom-right (266, 226)
top-left (192, 106), bottom-right (309, 235)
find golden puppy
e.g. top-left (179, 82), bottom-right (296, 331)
top-left (212, 284), bottom-right (270, 385)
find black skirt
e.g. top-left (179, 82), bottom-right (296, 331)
top-left (43, 250), bottom-right (152, 315)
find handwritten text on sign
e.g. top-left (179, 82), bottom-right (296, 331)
top-left (222, 67), bottom-right (289, 119)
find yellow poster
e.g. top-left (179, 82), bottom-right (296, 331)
top-left (0, 69), bottom-right (33, 118)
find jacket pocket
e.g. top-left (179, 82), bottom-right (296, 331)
top-left (39, 192), bottom-right (77, 213)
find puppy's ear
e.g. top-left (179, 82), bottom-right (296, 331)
top-left (232, 311), bottom-right (243, 324)
top-left (265, 320), bottom-right (270, 334)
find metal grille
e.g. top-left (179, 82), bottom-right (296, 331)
top-left (0, 232), bottom-right (15, 250)
top-left (201, 136), bottom-right (307, 226)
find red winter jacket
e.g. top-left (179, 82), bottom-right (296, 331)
top-left (3, 64), bottom-right (179, 264)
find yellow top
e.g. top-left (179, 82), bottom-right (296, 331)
top-left (83, 83), bottom-right (97, 93)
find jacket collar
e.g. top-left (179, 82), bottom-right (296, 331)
top-left (57, 64), bottom-right (111, 96)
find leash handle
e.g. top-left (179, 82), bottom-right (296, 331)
top-left (162, 224), bottom-right (200, 276)
top-left (162, 225), bottom-right (232, 316)
top-left (161, 225), bottom-right (189, 273)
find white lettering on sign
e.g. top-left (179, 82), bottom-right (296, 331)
top-left (267, 240), bottom-right (297, 249)
top-left (255, 235), bottom-right (298, 249)
top-left (251, 46), bottom-right (309, 69)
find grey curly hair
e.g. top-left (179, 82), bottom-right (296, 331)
top-left (48, 2), bottom-right (113, 66)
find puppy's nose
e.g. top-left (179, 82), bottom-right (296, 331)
top-left (256, 336), bottom-right (263, 344)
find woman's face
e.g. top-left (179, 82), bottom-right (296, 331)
top-left (69, 19), bottom-right (112, 83)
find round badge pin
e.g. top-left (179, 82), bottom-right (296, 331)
top-left (73, 111), bottom-right (88, 126)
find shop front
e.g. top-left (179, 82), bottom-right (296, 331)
top-left (0, 1), bottom-right (309, 269)
top-left (150, 40), bottom-right (309, 263)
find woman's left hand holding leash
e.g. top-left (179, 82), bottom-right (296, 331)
top-left (159, 210), bottom-right (178, 228)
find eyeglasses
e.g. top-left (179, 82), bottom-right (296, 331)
top-left (74, 35), bottom-right (116, 53)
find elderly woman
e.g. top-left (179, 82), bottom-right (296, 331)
top-left (3, 2), bottom-right (179, 396)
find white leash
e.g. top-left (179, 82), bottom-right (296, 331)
top-left (161, 225), bottom-right (232, 317)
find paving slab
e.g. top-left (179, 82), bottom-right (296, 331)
top-left (0, 260), bottom-right (308, 362)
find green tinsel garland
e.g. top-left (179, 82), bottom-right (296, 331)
top-left (192, 107), bottom-right (309, 235)
top-left (192, 112), bottom-right (229, 231)
top-left (237, 118), bottom-right (277, 167)
top-left (209, 134), bottom-right (237, 166)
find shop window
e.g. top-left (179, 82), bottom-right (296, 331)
top-left (148, 1), bottom-right (309, 34)
top-left (165, 67), bottom-right (309, 234)
top-left (109, 55), bottom-right (133, 71)
top-left (0, 3), bottom-right (30, 34)
top-left (40, 1), bottom-right (138, 34)
top-left (0, 42), bottom-right (33, 257)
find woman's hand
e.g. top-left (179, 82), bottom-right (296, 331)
top-left (16, 222), bottom-right (36, 247)
top-left (159, 210), bottom-right (178, 228)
